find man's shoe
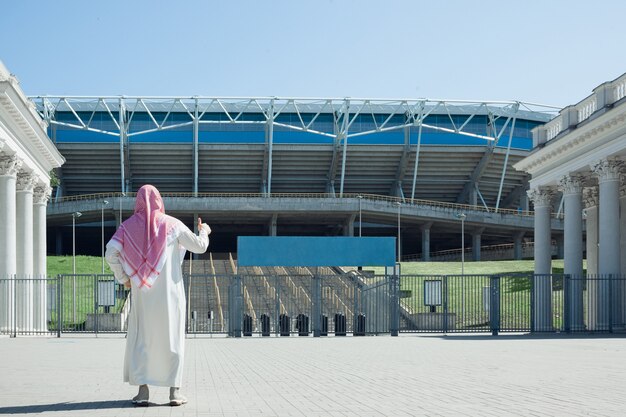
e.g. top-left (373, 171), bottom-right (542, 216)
top-left (169, 387), bottom-right (187, 406)
top-left (132, 384), bottom-right (149, 406)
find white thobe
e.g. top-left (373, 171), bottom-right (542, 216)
top-left (105, 223), bottom-right (209, 387)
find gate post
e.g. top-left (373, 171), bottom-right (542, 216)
top-left (389, 270), bottom-right (399, 336)
top-left (229, 276), bottom-right (242, 337)
top-left (490, 275), bottom-right (500, 336)
top-left (312, 273), bottom-right (322, 337)
top-left (57, 275), bottom-right (62, 338)
top-left (443, 275), bottom-right (449, 333)
top-left (530, 274), bottom-right (535, 333)
top-left (563, 274), bottom-right (571, 333)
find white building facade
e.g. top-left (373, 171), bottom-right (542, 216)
top-left (515, 73), bottom-right (626, 331)
top-left (0, 61), bottom-right (65, 333)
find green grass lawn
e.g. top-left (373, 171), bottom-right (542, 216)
top-left (46, 256), bottom-right (121, 329)
top-left (369, 259), bottom-right (572, 276)
top-left (47, 255), bottom-right (113, 276)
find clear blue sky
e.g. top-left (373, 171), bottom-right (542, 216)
top-left (2, 0), bottom-right (625, 107)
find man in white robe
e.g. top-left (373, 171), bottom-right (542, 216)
top-left (105, 184), bottom-right (210, 406)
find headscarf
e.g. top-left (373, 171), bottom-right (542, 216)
top-left (109, 185), bottom-right (181, 290)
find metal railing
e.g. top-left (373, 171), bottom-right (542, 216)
top-left (50, 191), bottom-right (542, 217)
top-left (3, 273), bottom-right (623, 337)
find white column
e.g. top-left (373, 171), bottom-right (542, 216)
top-left (583, 187), bottom-right (599, 276)
top-left (16, 172), bottom-right (37, 331)
top-left (593, 158), bottom-right (623, 276)
top-left (621, 181), bottom-right (626, 325)
top-left (583, 187), bottom-right (599, 330)
top-left (592, 158), bottom-right (623, 330)
top-left (528, 187), bottom-right (555, 331)
top-left (0, 154), bottom-right (22, 331)
top-left (33, 185), bottom-right (51, 332)
top-left (558, 174), bottom-right (584, 331)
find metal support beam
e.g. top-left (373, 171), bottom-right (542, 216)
top-left (338, 102), bottom-right (350, 197)
top-left (327, 104), bottom-right (349, 196)
top-left (118, 99), bottom-right (127, 193)
top-left (501, 177), bottom-right (529, 210)
top-left (410, 108), bottom-right (425, 202)
top-left (262, 100), bottom-right (275, 196)
top-left (495, 113), bottom-right (517, 212)
top-left (456, 145), bottom-right (495, 204)
top-left (392, 124), bottom-right (411, 196)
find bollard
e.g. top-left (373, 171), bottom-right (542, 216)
top-left (243, 313), bottom-right (253, 336)
top-left (260, 314), bottom-right (271, 337)
top-left (354, 313), bottom-right (366, 336)
top-left (334, 313), bottom-right (346, 336)
top-left (320, 314), bottom-right (328, 336)
top-left (296, 314), bottom-right (309, 336)
top-left (279, 314), bottom-right (290, 336)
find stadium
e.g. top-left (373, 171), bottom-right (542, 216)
top-left (35, 96), bottom-right (560, 259)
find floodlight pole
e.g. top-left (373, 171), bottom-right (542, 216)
top-left (101, 200), bottom-right (109, 273)
top-left (72, 211), bottom-right (82, 275)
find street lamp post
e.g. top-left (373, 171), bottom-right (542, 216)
top-left (72, 211), bottom-right (82, 275)
top-left (456, 213), bottom-right (466, 275)
top-left (71, 211), bottom-right (82, 325)
top-left (357, 195), bottom-right (363, 237)
top-left (118, 192), bottom-right (126, 227)
top-left (395, 202), bottom-right (401, 263)
top-left (101, 200), bottom-right (109, 273)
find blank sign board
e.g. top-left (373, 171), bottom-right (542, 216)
top-left (237, 236), bottom-right (396, 267)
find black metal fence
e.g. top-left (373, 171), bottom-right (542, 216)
top-left (0, 275), bottom-right (130, 337)
top-left (1, 273), bottom-right (624, 337)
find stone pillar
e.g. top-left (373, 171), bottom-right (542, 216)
top-left (55, 228), bottom-right (63, 256)
top-left (421, 222), bottom-right (433, 261)
top-left (558, 174), bottom-right (584, 331)
top-left (593, 158), bottom-right (623, 276)
top-left (620, 180), bottom-right (626, 325)
top-left (472, 228), bottom-right (484, 261)
top-left (592, 158), bottom-right (623, 329)
top-left (33, 185), bottom-right (51, 332)
top-left (583, 187), bottom-right (599, 276)
top-left (268, 214), bottom-right (277, 236)
top-left (16, 172), bottom-right (37, 331)
top-left (520, 192), bottom-right (530, 212)
top-left (344, 214), bottom-right (356, 237)
top-left (0, 154), bottom-right (22, 331)
top-left (513, 231), bottom-right (525, 260)
top-left (528, 187), bottom-right (555, 331)
top-left (555, 235), bottom-right (564, 260)
top-left (583, 187), bottom-right (600, 330)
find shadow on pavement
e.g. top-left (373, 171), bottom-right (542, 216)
top-left (0, 399), bottom-right (174, 414)
top-left (425, 332), bottom-right (626, 341)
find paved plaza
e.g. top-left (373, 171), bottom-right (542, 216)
top-left (1, 333), bottom-right (625, 416)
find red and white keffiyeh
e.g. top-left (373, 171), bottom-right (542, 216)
top-left (108, 185), bottom-right (181, 291)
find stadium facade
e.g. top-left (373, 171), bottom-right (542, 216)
top-left (33, 96), bottom-right (559, 257)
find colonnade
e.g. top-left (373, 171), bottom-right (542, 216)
top-left (0, 153), bottom-right (52, 332)
top-left (528, 157), bottom-right (625, 331)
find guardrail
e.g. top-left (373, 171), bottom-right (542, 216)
top-left (50, 192), bottom-right (542, 217)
